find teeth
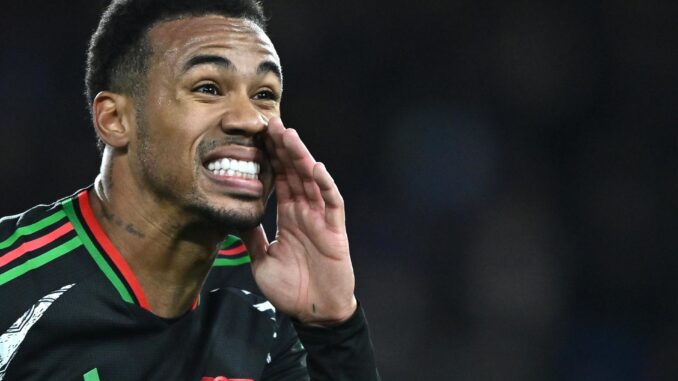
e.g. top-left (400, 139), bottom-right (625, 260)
top-left (220, 158), bottom-right (230, 170)
top-left (206, 157), bottom-right (261, 178)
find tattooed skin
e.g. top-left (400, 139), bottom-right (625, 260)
top-left (97, 207), bottom-right (146, 239)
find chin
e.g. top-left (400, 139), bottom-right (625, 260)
top-left (190, 201), bottom-right (264, 230)
top-left (183, 186), bottom-right (268, 229)
top-left (209, 209), bottom-right (262, 230)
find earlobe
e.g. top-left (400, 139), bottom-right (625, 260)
top-left (92, 91), bottom-right (133, 148)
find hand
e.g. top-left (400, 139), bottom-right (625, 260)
top-left (239, 117), bottom-right (357, 326)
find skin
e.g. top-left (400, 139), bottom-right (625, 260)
top-left (90, 15), bottom-right (357, 323)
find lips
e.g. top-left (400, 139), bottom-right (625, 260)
top-left (200, 146), bottom-right (267, 196)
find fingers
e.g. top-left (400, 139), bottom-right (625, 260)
top-left (265, 135), bottom-right (292, 202)
top-left (281, 128), bottom-right (316, 179)
top-left (282, 130), bottom-right (324, 207)
top-left (266, 118), bottom-right (305, 201)
top-left (238, 224), bottom-right (270, 264)
top-left (313, 162), bottom-right (345, 228)
top-left (266, 118), bottom-right (323, 207)
top-left (266, 118), bottom-right (346, 224)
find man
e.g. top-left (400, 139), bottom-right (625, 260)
top-left (0, 0), bottom-right (378, 379)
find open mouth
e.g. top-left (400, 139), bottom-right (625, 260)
top-left (204, 157), bottom-right (260, 180)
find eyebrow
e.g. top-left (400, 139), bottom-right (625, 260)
top-left (257, 60), bottom-right (282, 82)
top-left (182, 54), bottom-right (233, 72)
top-left (182, 54), bottom-right (282, 81)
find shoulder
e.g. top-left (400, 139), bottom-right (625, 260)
top-left (0, 187), bottom-right (86, 242)
top-left (0, 199), bottom-right (74, 270)
top-left (0, 199), bottom-right (66, 239)
top-left (0, 190), bottom-right (97, 328)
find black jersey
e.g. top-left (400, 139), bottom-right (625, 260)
top-left (0, 187), bottom-right (378, 380)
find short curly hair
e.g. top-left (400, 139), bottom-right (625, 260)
top-left (85, 0), bottom-right (266, 149)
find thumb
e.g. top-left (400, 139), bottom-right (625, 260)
top-left (238, 224), bottom-right (269, 263)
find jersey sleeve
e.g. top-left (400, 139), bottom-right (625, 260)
top-left (262, 302), bottom-right (380, 381)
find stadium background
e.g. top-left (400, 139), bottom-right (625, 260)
top-left (1, 1), bottom-right (675, 379)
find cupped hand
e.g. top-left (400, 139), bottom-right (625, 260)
top-left (239, 117), bottom-right (357, 326)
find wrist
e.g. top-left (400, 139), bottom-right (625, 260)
top-left (297, 296), bottom-right (358, 327)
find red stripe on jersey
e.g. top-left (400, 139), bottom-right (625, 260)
top-left (218, 243), bottom-right (247, 256)
top-left (201, 377), bottom-right (254, 381)
top-left (191, 294), bottom-right (200, 311)
top-left (77, 191), bottom-right (151, 310)
top-left (0, 222), bottom-right (73, 268)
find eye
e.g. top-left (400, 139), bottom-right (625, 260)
top-left (193, 83), bottom-right (220, 95)
top-left (253, 90), bottom-right (279, 101)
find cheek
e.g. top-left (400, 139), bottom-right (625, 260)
top-left (136, 126), bottom-right (198, 185)
top-left (145, 107), bottom-right (202, 156)
top-left (137, 86), bottom-right (208, 177)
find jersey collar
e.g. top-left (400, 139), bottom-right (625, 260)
top-left (61, 189), bottom-right (151, 309)
top-left (61, 187), bottom-right (248, 313)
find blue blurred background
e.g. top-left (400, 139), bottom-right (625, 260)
top-left (1, 1), bottom-right (676, 379)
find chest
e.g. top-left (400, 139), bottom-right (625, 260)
top-left (1, 284), bottom-right (274, 381)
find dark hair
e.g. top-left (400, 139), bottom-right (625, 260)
top-left (86, 0), bottom-right (265, 149)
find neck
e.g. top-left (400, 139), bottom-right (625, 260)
top-left (90, 172), bottom-right (227, 318)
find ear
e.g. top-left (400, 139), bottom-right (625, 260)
top-left (92, 91), bottom-right (135, 148)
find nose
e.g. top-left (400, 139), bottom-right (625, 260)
top-left (219, 93), bottom-right (267, 136)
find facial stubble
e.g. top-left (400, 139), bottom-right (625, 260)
top-left (135, 112), bottom-right (267, 231)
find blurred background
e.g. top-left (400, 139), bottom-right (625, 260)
top-left (1, 0), bottom-right (676, 379)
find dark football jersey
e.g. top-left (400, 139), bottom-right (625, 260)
top-left (0, 187), bottom-right (378, 380)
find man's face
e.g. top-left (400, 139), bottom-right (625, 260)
top-left (129, 15), bottom-right (281, 228)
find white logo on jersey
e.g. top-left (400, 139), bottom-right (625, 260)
top-left (253, 300), bottom-right (276, 315)
top-left (0, 283), bottom-right (75, 380)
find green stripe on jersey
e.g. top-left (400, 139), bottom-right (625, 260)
top-left (0, 210), bottom-right (66, 250)
top-left (61, 198), bottom-right (134, 304)
top-left (214, 255), bottom-right (251, 267)
top-left (220, 235), bottom-right (241, 249)
top-left (0, 236), bottom-right (82, 286)
top-left (83, 368), bottom-right (101, 381)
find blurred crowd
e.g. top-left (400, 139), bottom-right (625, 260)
top-left (1, 1), bottom-right (675, 379)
